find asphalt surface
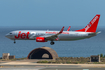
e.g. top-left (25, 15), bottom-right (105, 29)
top-left (0, 60), bottom-right (105, 70)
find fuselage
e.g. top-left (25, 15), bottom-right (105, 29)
top-left (5, 30), bottom-right (96, 41)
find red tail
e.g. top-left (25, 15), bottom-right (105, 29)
top-left (76, 14), bottom-right (100, 32)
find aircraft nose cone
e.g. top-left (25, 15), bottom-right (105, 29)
top-left (5, 34), bottom-right (10, 38)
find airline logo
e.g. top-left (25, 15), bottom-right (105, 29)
top-left (15, 31), bottom-right (30, 39)
top-left (85, 24), bottom-right (90, 32)
top-left (37, 39), bottom-right (43, 41)
top-left (91, 16), bottom-right (98, 24)
top-left (85, 15), bottom-right (99, 32)
top-left (46, 32), bottom-right (69, 34)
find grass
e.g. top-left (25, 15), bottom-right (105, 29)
top-left (0, 57), bottom-right (27, 61)
top-left (1, 56), bottom-right (105, 64)
top-left (37, 57), bottom-right (105, 64)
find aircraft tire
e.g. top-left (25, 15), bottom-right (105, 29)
top-left (14, 40), bottom-right (16, 44)
top-left (50, 41), bottom-right (54, 45)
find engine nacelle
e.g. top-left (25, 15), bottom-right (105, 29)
top-left (36, 37), bottom-right (47, 42)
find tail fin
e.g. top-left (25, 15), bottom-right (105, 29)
top-left (76, 14), bottom-right (100, 32)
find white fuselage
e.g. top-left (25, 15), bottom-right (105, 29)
top-left (5, 30), bottom-right (96, 41)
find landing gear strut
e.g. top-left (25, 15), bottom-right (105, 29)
top-left (50, 41), bottom-right (54, 45)
top-left (14, 40), bottom-right (16, 44)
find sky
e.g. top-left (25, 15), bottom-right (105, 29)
top-left (0, 0), bottom-right (105, 27)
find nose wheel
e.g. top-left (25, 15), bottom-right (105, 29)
top-left (50, 41), bottom-right (54, 45)
top-left (14, 40), bottom-right (16, 44)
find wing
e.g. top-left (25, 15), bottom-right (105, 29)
top-left (44, 26), bottom-right (64, 41)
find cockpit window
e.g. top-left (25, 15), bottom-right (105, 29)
top-left (10, 33), bottom-right (12, 34)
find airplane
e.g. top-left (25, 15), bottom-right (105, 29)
top-left (5, 14), bottom-right (100, 45)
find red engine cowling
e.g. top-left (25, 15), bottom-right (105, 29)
top-left (36, 37), bottom-right (47, 42)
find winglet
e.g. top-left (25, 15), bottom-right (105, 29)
top-left (59, 26), bottom-right (64, 33)
top-left (67, 26), bottom-right (71, 31)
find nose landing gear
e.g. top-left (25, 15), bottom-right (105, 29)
top-left (50, 41), bottom-right (55, 45)
top-left (14, 40), bottom-right (16, 44)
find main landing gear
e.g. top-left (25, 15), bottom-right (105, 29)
top-left (50, 41), bottom-right (55, 45)
top-left (14, 40), bottom-right (16, 44)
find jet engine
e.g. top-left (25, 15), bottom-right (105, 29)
top-left (36, 37), bottom-right (47, 42)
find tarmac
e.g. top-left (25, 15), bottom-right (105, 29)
top-left (0, 60), bottom-right (105, 70)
